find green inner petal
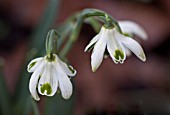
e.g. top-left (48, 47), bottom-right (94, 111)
top-left (114, 50), bottom-right (124, 60)
top-left (40, 83), bottom-right (52, 95)
top-left (29, 61), bottom-right (36, 70)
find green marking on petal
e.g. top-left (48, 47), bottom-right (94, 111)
top-left (123, 33), bottom-right (133, 38)
top-left (114, 50), bottom-right (124, 60)
top-left (123, 33), bottom-right (130, 37)
top-left (40, 83), bottom-right (52, 95)
top-left (29, 61), bottom-right (36, 70)
top-left (67, 65), bottom-right (75, 74)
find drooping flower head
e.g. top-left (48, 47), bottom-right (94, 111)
top-left (85, 20), bottom-right (147, 72)
top-left (27, 29), bottom-right (76, 101)
top-left (27, 54), bottom-right (76, 101)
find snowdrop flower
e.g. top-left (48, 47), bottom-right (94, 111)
top-left (27, 54), bottom-right (76, 101)
top-left (85, 26), bottom-right (146, 72)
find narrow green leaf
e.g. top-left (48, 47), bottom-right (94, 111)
top-left (44, 90), bottom-right (76, 115)
top-left (22, 97), bottom-right (31, 115)
top-left (31, 99), bottom-right (40, 115)
top-left (59, 16), bottom-right (83, 57)
top-left (30, 0), bottom-right (60, 53)
top-left (0, 67), bottom-right (11, 115)
top-left (57, 21), bottom-right (74, 50)
top-left (14, 0), bottom-right (60, 114)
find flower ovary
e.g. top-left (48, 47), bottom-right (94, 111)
top-left (46, 54), bottom-right (56, 62)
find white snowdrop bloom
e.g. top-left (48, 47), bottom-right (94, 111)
top-left (85, 26), bottom-right (146, 72)
top-left (27, 54), bottom-right (76, 101)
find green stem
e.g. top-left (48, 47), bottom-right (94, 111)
top-left (0, 67), bottom-right (11, 115)
top-left (82, 8), bottom-right (122, 33)
top-left (58, 8), bottom-right (122, 57)
top-left (31, 100), bottom-right (40, 115)
top-left (14, 0), bottom-right (60, 114)
top-left (59, 16), bottom-right (83, 57)
top-left (57, 21), bottom-right (74, 50)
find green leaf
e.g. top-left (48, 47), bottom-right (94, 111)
top-left (14, 0), bottom-right (60, 114)
top-left (44, 89), bottom-right (76, 115)
top-left (30, 0), bottom-right (60, 54)
top-left (57, 21), bottom-right (74, 50)
top-left (31, 99), bottom-right (40, 115)
top-left (0, 67), bottom-right (11, 115)
top-left (22, 97), bottom-right (32, 115)
top-left (59, 16), bottom-right (83, 58)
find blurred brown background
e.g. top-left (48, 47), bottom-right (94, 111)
top-left (1, 0), bottom-right (170, 114)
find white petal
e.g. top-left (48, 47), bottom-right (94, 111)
top-left (84, 32), bottom-right (100, 52)
top-left (124, 47), bottom-right (132, 57)
top-left (118, 21), bottom-right (148, 40)
top-left (49, 65), bottom-right (58, 96)
top-left (54, 62), bottom-right (73, 99)
top-left (115, 30), bottom-right (146, 61)
top-left (106, 29), bottom-right (126, 64)
top-left (38, 62), bottom-right (58, 96)
top-left (91, 27), bottom-right (107, 72)
top-left (55, 55), bottom-right (76, 77)
top-left (38, 62), bottom-right (49, 96)
top-left (29, 61), bottom-right (45, 101)
top-left (27, 57), bottom-right (43, 73)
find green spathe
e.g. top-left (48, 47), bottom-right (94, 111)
top-left (46, 29), bottom-right (60, 59)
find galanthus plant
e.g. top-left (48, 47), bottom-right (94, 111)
top-left (85, 19), bottom-right (147, 72)
top-left (24, 8), bottom-right (148, 115)
top-left (27, 8), bottom-right (147, 100)
top-left (82, 11), bottom-right (147, 72)
top-left (0, 0), bottom-right (150, 113)
top-left (27, 30), bottom-right (76, 101)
